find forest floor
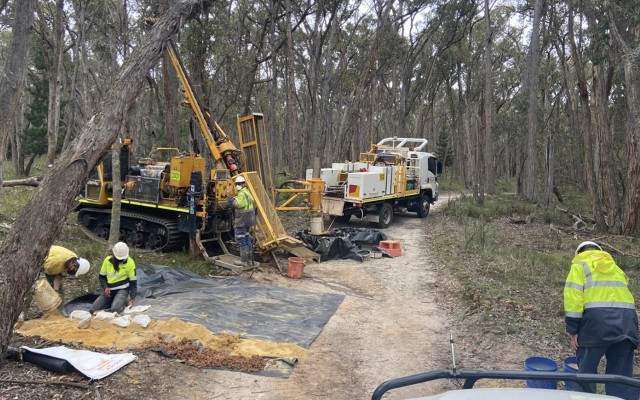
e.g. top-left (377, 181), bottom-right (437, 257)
top-left (0, 192), bottom-right (618, 399)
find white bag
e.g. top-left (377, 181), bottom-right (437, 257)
top-left (69, 310), bottom-right (92, 320)
top-left (123, 305), bottom-right (151, 314)
top-left (94, 311), bottom-right (117, 320)
top-left (131, 314), bottom-right (151, 328)
top-left (111, 315), bottom-right (132, 328)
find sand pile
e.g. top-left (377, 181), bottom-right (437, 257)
top-left (16, 314), bottom-right (307, 360)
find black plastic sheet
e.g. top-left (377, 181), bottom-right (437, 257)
top-left (296, 227), bottom-right (388, 262)
top-left (64, 264), bottom-right (344, 349)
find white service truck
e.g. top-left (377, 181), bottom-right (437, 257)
top-left (307, 137), bottom-right (442, 228)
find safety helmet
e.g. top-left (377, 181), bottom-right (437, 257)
top-left (575, 240), bottom-right (602, 255)
top-left (234, 176), bottom-right (246, 184)
top-left (113, 241), bottom-right (130, 260)
top-left (75, 258), bottom-right (90, 276)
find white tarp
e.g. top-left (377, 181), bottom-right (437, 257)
top-left (21, 346), bottom-right (136, 380)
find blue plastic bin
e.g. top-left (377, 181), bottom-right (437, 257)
top-left (563, 356), bottom-right (580, 391)
top-left (524, 356), bottom-right (558, 389)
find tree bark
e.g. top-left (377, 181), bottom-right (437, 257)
top-left (45, 0), bottom-right (65, 167)
top-left (0, 0), bottom-right (213, 359)
top-left (606, 2), bottom-right (640, 234)
top-left (520, 0), bottom-right (544, 202)
top-left (108, 140), bottom-right (122, 246)
top-left (567, 3), bottom-right (604, 229)
top-left (0, 0), bottom-right (37, 193)
top-left (160, 0), bottom-right (179, 149)
top-left (483, 0), bottom-right (495, 196)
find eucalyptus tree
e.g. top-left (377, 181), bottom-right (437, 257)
top-left (519, 0), bottom-right (545, 202)
top-left (605, 0), bottom-right (640, 234)
top-left (36, 0), bottom-right (65, 167)
top-left (561, 0), bottom-right (640, 234)
top-left (0, 0), bottom-right (37, 192)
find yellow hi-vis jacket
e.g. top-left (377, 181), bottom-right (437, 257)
top-left (43, 246), bottom-right (77, 276)
top-left (228, 187), bottom-right (256, 229)
top-left (97, 256), bottom-right (137, 299)
top-left (564, 249), bottom-right (638, 347)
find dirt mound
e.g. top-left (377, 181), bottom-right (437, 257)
top-left (16, 314), bottom-right (307, 359)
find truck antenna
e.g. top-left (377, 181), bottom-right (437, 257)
top-left (450, 333), bottom-right (457, 375)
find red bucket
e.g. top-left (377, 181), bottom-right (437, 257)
top-left (287, 257), bottom-right (306, 279)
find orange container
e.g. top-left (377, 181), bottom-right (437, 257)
top-left (287, 257), bottom-right (306, 279)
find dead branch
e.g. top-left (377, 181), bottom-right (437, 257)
top-left (2, 177), bottom-right (41, 187)
top-left (598, 242), bottom-right (640, 258)
top-left (549, 224), bottom-right (564, 235)
top-left (0, 378), bottom-right (89, 389)
top-left (572, 215), bottom-right (585, 230)
top-left (578, 213), bottom-right (596, 224)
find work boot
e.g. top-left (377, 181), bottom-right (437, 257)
top-left (234, 249), bottom-right (248, 267)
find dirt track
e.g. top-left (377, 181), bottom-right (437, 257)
top-left (152, 198), bottom-right (455, 400)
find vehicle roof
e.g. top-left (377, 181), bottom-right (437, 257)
top-left (410, 388), bottom-right (618, 400)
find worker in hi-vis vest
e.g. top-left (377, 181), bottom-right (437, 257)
top-left (226, 175), bottom-right (256, 268)
top-left (564, 240), bottom-right (639, 400)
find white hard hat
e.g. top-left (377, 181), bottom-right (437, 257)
top-left (113, 241), bottom-right (130, 260)
top-left (575, 241), bottom-right (602, 255)
top-left (76, 258), bottom-right (90, 276)
top-left (234, 176), bottom-right (246, 184)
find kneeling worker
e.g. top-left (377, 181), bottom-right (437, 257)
top-left (90, 242), bottom-right (137, 314)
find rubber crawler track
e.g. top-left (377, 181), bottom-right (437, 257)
top-left (77, 207), bottom-right (187, 252)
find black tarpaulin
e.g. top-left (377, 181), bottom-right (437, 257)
top-left (295, 227), bottom-right (388, 262)
top-left (64, 264), bottom-right (344, 348)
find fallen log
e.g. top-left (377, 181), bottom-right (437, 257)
top-left (2, 177), bottom-right (41, 187)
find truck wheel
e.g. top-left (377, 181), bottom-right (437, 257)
top-left (377, 203), bottom-right (393, 228)
top-left (416, 193), bottom-right (430, 218)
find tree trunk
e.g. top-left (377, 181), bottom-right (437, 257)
top-left (160, 0), bottom-right (179, 149)
top-left (520, 0), bottom-right (544, 201)
top-left (474, 107), bottom-right (484, 205)
top-left (544, 81), bottom-right (555, 208)
top-left (567, 3), bottom-right (604, 228)
top-left (0, 0), bottom-right (213, 359)
top-left (45, 0), bottom-right (65, 167)
top-left (285, 0), bottom-right (299, 174)
top-left (483, 0), bottom-right (495, 196)
top-left (591, 65), bottom-right (618, 231)
top-left (24, 154), bottom-right (38, 177)
top-left (108, 140), bottom-right (122, 246)
top-left (10, 107), bottom-right (24, 176)
top-left (607, 4), bottom-right (640, 234)
top-left (0, 0), bottom-right (37, 193)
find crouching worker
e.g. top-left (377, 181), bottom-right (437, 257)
top-left (20, 246), bottom-right (90, 320)
top-left (90, 242), bottom-right (137, 314)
